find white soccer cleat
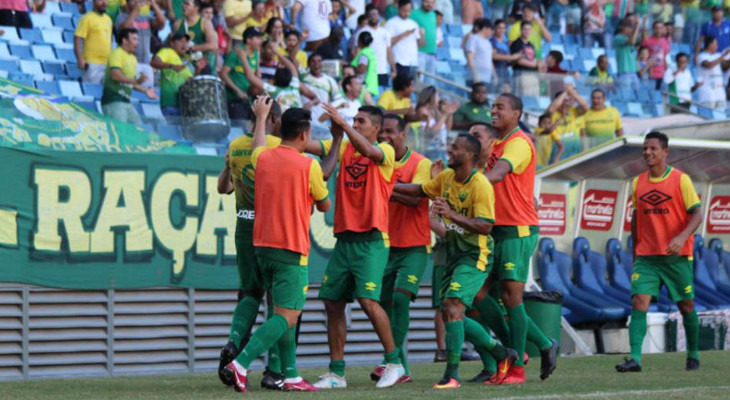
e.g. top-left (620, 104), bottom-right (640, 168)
top-left (375, 363), bottom-right (405, 388)
top-left (312, 372), bottom-right (347, 389)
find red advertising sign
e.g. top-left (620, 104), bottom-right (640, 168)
top-left (580, 189), bottom-right (618, 231)
top-left (707, 195), bottom-right (730, 234)
top-left (623, 198), bottom-right (633, 232)
top-left (538, 193), bottom-right (566, 235)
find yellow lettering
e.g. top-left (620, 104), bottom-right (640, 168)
top-left (90, 170), bottom-right (153, 253)
top-left (0, 208), bottom-right (18, 246)
top-left (196, 176), bottom-right (236, 257)
top-left (34, 169), bottom-right (91, 252)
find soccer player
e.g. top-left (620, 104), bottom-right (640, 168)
top-left (217, 100), bottom-right (284, 389)
top-left (394, 134), bottom-right (517, 389)
top-left (481, 94), bottom-right (559, 384)
top-left (616, 131), bottom-right (702, 373)
top-left (310, 104), bottom-right (405, 389)
top-left (369, 114), bottom-right (432, 383)
top-left (225, 98), bottom-right (341, 392)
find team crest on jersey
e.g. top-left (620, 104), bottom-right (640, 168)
top-left (365, 282), bottom-right (377, 291)
top-left (459, 192), bottom-right (468, 202)
top-left (345, 162), bottom-right (368, 179)
top-left (639, 190), bottom-right (672, 206)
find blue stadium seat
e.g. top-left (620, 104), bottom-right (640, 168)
top-left (697, 106), bottom-right (714, 119)
top-left (573, 238), bottom-right (631, 315)
top-left (66, 63), bottom-right (82, 79)
top-left (63, 31), bottom-right (76, 44)
top-left (35, 80), bottom-right (61, 95)
top-left (141, 103), bottom-right (164, 119)
top-left (52, 14), bottom-right (75, 31)
top-left (0, 26), bottom-right (20, 41)
top-left (709, 239), bottom-right (730, 286)
top-left (0, 42), bottom-right (8, 57)
top-left (55, 46), bottom-right (76, 63)
top-left (43, 60), bottom-right (66, 76)
top-left (19, 60), bottom-right (43, 76)
top-left (447, 24), bottom-right (462, 36)
top-left (702, 241), bottom-right (730, 298)
top-left (82, 82), bottom-right (103, 98)
top-left (61, 2), bottom-right (82, 15)
top-left (436, 46), bottom-right (450, 60)
top-left (694, 236), bottom-right (730, 302)
top-left (626, 102), bottom-right (643, 117)
top-left (522, 96), bottom-right (539, 111)
top-left (158, 124), bottom-right (183, 141)
top-left (0, 58), bottom-right (19, 73)
top-left (32, 45), bottom-right (57, 61)
top-left (12, 74), bottom-right (33, 88)
top-left (578, 48), bottom-right (593, 60)
top-left (19, 28), bottom-right (43, 44)
top-left (9, 43), bottom-right (32, 59)
top-left (41, 29), bottom-right (66, 46)
top-left (59, 80), bottom-right (84, 98)
top-left (29, 13), bottom-right (53, 29)
top-left (42, 0), bottom-right (61, 14)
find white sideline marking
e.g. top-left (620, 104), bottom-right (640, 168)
top-left (493, 385), bottom-right (730, 400)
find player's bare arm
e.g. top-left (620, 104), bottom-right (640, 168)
top-left (432, 197), bottom-right (492, 235)
top-left (322, 103), bottom-right (384, 163)
top-left (666, 208), bottom-right (702, 255)
top-left (217, 150), bottom-right (233, 194)
top-left (250, 95), bottom-right (273, 150)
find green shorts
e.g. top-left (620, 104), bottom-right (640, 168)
top-left (255, 247), bottom-right (309, 310)
top-left (432, 264), bottom-right (446, 308)
top-left (631, 256), bottom-right (695, 302)
top-left (380, 246), bottom-right (429, 304)
top-left (235, 219), bottom-right (262, 296)
top-left (441, 263), bottom-right (489, 309)
top-left (319, 237), bottom-right (389, 302)
top-left (493, 233), bottom-right (538, 283)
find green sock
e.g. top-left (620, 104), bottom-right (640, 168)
top-left (384, 348), bottom-right (400, 364)
top-left (506, 304), bottom-right (528, 366)
top-left (682, 310), bottom-right (700, 360)
top-left (228, 296), bottom-right (260, 348)
top-left (444, 320), bottom-right (465, 380)
top-left (278, 326), bottom-right (299, 379)
top-left (629, 309), bottom-right (647, 365)
top-left (329, 360), bottom-right (346, 377)
top-left (235, 314), bottom-right (289, 369)
top-left (475, 346), bottom-right (498, 374)
top-left (465, 317), bottom-right (508, 360)
top-left (398, 347), bottom-right (410, 375)
top-left (266, 304), bottom-right (282, 373)
top-left (474, 295), bottom-right (511, 346)
top-left (391, 291), bottom-right (411, 368)
top-left (527, 315), bottom-right (553, 351)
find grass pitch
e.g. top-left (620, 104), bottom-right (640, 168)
top-left (2, 351), bottom-right (729, 400)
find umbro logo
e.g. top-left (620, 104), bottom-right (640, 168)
top-left (504, 262), bottom-right (515, 271)
top-left (407, 275), bottom-right (419, 284)
top-left (639, 190), bottom-right (672, 206)
top-left (365, 282), bottom-right (377, 291)
top-left (345, 163), bottom-right (369, 179)
top-left (450, 282), bottom-right (461, 291)
top-left (684, 285), bottom-right (693, 294)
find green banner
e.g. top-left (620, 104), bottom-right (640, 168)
top-left (0, 147), bottom-right (339, 289)
top-left (0, 77), bottom-right (194, 154)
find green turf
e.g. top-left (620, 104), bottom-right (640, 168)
top-left (2, 351), bottom-right (729, 399)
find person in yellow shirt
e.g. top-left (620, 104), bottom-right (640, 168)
top-left (377, 73), bottom-right (415, 117)
top-left (507, 4), bottom-right (551, 59)
top-left (245, 0), bottom-right (267, 29)
top-left (74, 0), bottom-right (114, 84)
top-left (278, 29), bottom-right (308, 69)
top-left (581, 88), bottom-right (623, 149)
top-left (224, 0), bottom-right (252, 46)
top-left (546, 83), bottom-right (588, 160)
top-left (535, 113), bottom-right (564, 167)
top-left (151, 33), bottom-right (206, 118)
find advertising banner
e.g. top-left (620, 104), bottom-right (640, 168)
top-left (707, 196), bottom-right (730, 234)
top-left (580, 189), bottom-right (618, 231)
top-left (538, 193), bottom-right (566, 236)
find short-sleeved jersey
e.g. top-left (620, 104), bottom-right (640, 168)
top-left (227, 133), bottom-right (281, 219)
top-left (583, 106), bottom-right (623, 138)
top-left (75, 11), bottom-right (113, 64)
top-left (486, 127), bottom-right (539, 236)
top-left (321, 139), bottom-right (396, 236)
top-left (224, 45), bottom-right (259, 101)
top-left (535, 127), bottom-right (561, 166)
top-left (155, 48), bottom-right (193, 108)
top-left (377, 90), bottom-right (411, 113)
top-left (632, 166), bottom-right (701, 257)
top-left (389, 149), bottom-right (432, 248)
top-left (422, 168), bottom-right (495, 271)
top-left (252, 145), bottom-right (328, 259)
top-left (101, 47), bottom-right (137, 105)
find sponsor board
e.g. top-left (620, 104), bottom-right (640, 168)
top-left (707, 195), bottom-right (730, 234)
top-left (580, 189), bottom-right (617, 231)
top-left (538, 193), bottom-right (566, 235)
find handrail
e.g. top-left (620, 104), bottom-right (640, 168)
top-left (660, 91), bottom-right (727, 120)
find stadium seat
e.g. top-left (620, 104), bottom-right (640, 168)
top-left (9, 43), bottom-right (32, 59)
top-left (626, 102), bottom-right (643, 117)
top-left (19, 60), bottom-right (43, 76)
top-left (35, 80), bottom-right (61, 95)
top-left (573, 238), bottom-right (631, 315)
top-left (158, 124), bottom-right (183, 141)
top-left (0, 58), bottom-right (19, 73)
top-left (19, 28), bottom-right (43, 44)
top-left (82, 82), bottom-right (103, 98)
top-left (30, 13), bottom-right (54, 29)
top-left (141, 103), bottom-right (164, 119)
top-left (59, 80), bottom-right (84, 98)
top-left (694, 236), bottom-right (730, 301)
top-left (42, 0), bottom-right (61, 14)
top-left (32, 45), bottom-right (57, 61)
top-left (42, 60), bottom-right (66, 76)
top-left (55, 46), bottom-right (77, 63)
top-left (12, 74), bottom-right (33, 88)
top-left (52, 13), bottom-right (75, 31)
top-left (702, 242), bottom-right (730, 298)
top-left (63, 31), bottom-right (76, 44)
top-left (0, 42), bottom-right (9, 57)
top-left (66, 63), bottom-right (82, 79)
top-left (522, 96), bottom-right (538, 111)
top-left (0, 26), bottom-right (20, 41)
top-left (447, 24), bottom-right (463, 36)
top-left (60, 2), bottom-right (82, 15)
top-left (436, 46), bottom-right (450, 61)
top-left (41, 28), bottom-right (66, 46)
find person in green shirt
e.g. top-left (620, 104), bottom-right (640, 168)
top-left (352, 31), bottom-right (378, 97)
top-left (452, 82), bottom-right (492, 131)
top-left (220, 26), bottom-right (263, 121)
top-left (101, 28), bottom-right (157, 124)
top-left (151, 33), bottom-right (206, 118)
top-left (172, 0), bottom-right (218, 71)
top-left (410, 0), bottom-right (436, 75)
top-left (588, 55), bottom-right (615, 87)
top-left (614, 18), bottom-right (641, 90)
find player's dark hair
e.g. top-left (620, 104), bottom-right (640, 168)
top-left (200, 2), bottom-right (214, 13)
top-left (357, 14), bottom-right (368, 25)
top-left (397, 0), bottom-right (411, 8)
top-left (499, 93), bottom-right (523, 116)
top-left (652, 20), bottom-right (663, 29)
top-left (676, 52), bottom-right (689, 62)
top-left (591, 88), bottom-right (606, 98)
top-left (250, 99), bottom-right (281, 124)
top-left (548, 50), bottom-right (563, 64)
top-left (265, 17), bottom-right (283, 35)
top-left (358, 31), bottom-right (374, 47)
top-left (393, 73), bottom-right (414, 92)
top-left (280, 108), bottom-right (311, 140)
top-left (365, 3), bottom-right (377, 13)
top-left (469, 122), bottom-right (498, 137)
top-left (704, 36), bottom-right (717, 50)
top-left (117, 28), bottom-right (138, 45)
top-left (645, 131), bottom-right (669, 149)
top-left (308, 52), bottom-right (322, 64)
top-left (285, 29), bottom-right (301, 40)
top-left (384, 113), bottom-right (406, 132)
top-left (342, 75), bottom-right (357, 92)
top-left (472, 81), bottom-right (488, 93)
top-left (458, 133), bottom-right (482, 164)
top-left (273, 67), bottom-right (293, 88)
top-left (538, 113), bottom-right (551, 125)
top-left (358, 105), bottom-right (384, 129)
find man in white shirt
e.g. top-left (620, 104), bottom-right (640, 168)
top-left (302, 53), bottom-right (342, 132)
top-left (697, 37), bottom-right (730, 109)
top-left (465, 18), bottom-right (495, 86)
top-left (385, 0), bottom-right (423, 78)
top-left (663, 52), bottom-right (702, 113)
top-left (323, 75), bottom-right (362, 126)
top-left (292, 0), bottom-right (332, 51)
top-left (354, 4), bottom-right (396, 89)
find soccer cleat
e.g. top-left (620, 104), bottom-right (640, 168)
top-left (500, 365), bottom-right (526, 385)
top-left (524, 352), bottom-right (530, 365)
top-left (433, 377), bottom-right (460, 389)
top-left (397, 374), bottom-right (413, 383)
top-left (492, 348), bottom-right (518, 385)
top-left (467, 369), bottom-right (494, 383)
top-left (260, 367), bottom-right (284, 390)
top-left (218, 341), bottom-right (238, 387)
top-left (375, 363), bottom-right (405, 388)
top-left (370, 364), bottom-right (385, 381)
top-left (312, 372), bottom-right (347, 389)
top-left (434, 349), bottom-right (447, 362)
top-left (540, 338), bottom-right (559, 380)
top-left (615, 358), bottom-right (642, 373)
top-left (283, 378), bottom-right (320, 392)
top-left (225, 361), bottom-right (248, 392)
top-left (685, 357), bottom-right (700, 371)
